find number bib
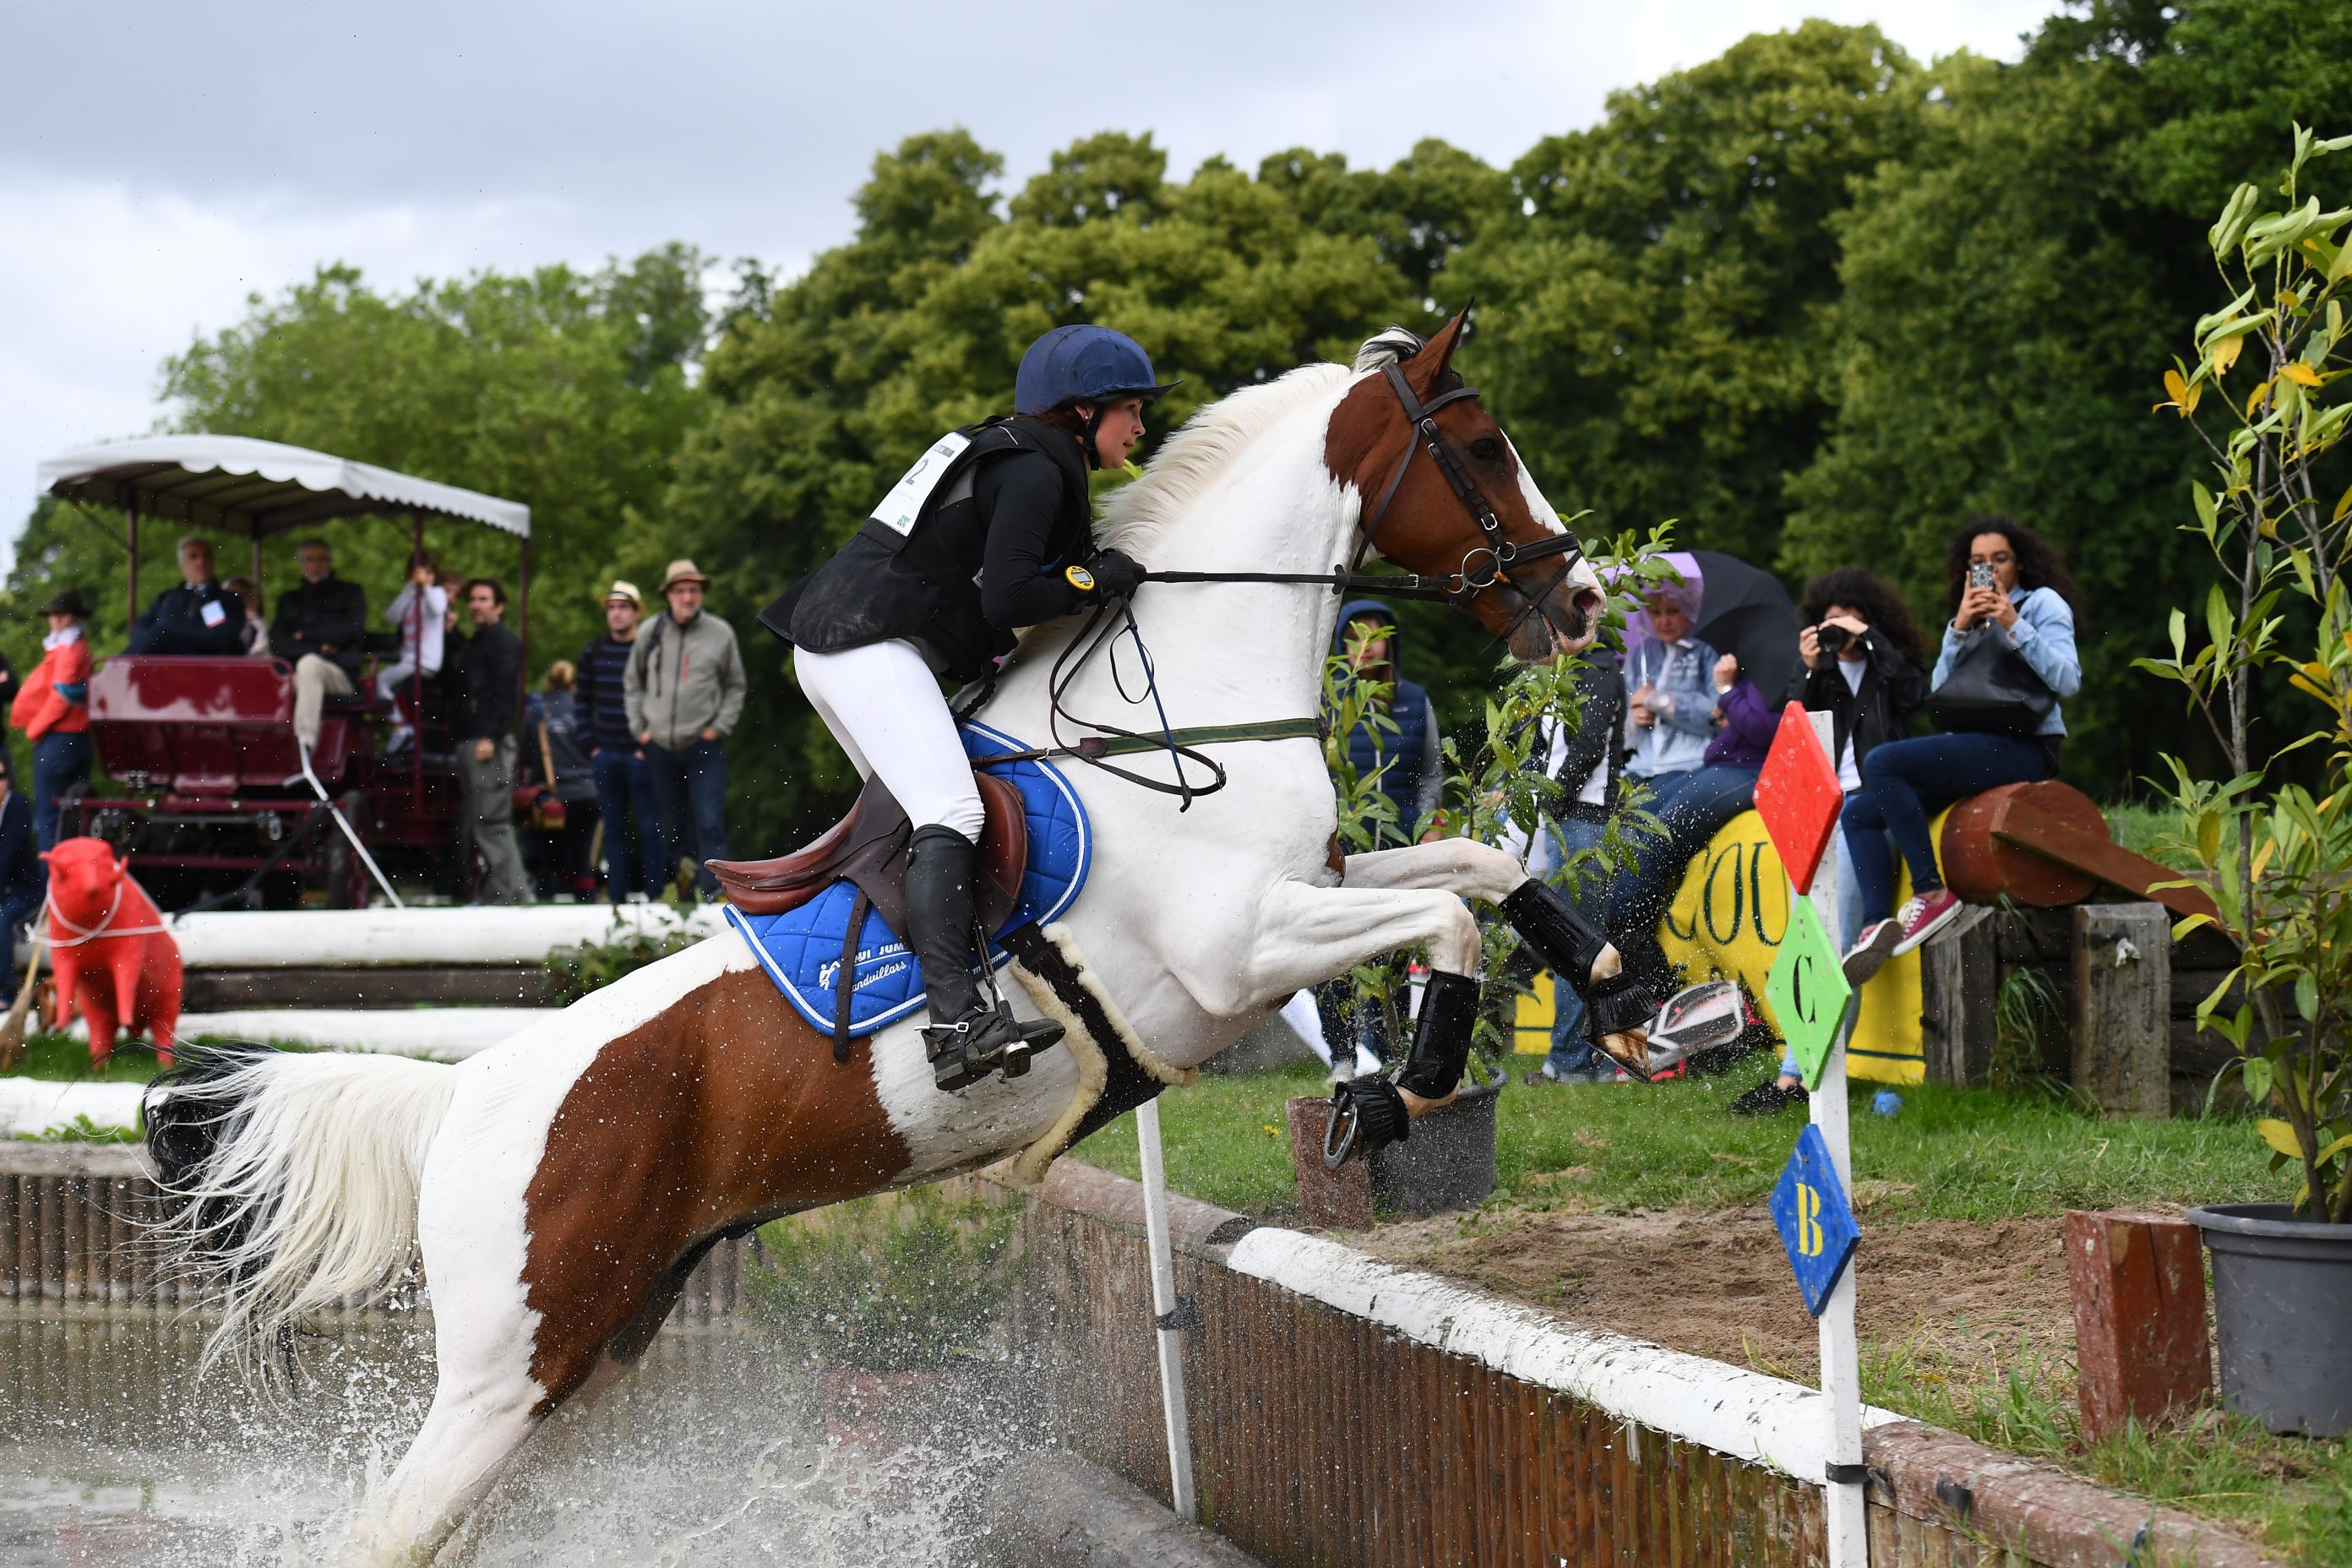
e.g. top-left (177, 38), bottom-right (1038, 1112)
top-left (869, 433), bottom-right (974, 536)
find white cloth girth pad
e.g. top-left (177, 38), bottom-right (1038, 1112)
top-left (794, 637), bottom-right (987, 841)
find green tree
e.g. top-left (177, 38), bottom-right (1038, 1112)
top-left (1451, 21), bottom-right (1927, 569)
top-left (145, 253), bottom-right (711, 673)
top-left (671, 129), bottom-right (1431, 851)
top-left (1779, 46), bottom-right (2195, 781)
top-left (1783, 0), bottom-right (2352, 785)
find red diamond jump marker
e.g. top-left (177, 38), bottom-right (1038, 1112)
top-left (1756, 702), bottom-right (1842, 895)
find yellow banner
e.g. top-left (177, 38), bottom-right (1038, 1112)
top-left (1514, 808), bottom-right (1936, 1084)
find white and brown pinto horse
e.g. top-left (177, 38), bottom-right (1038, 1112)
top-left (146, 313), bottom-right (1642, 1565)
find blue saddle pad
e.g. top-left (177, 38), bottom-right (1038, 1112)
top-left (724, 721), bottom-right (1091, 1038)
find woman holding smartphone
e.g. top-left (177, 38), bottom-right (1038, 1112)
top-left (1842, 516), bottom-right (2081, 964)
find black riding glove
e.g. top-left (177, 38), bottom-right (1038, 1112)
top-left (1081, 549), bottom-right (1147, 600)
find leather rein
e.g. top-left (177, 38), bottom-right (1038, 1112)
top-left (966, 362), bottom-right (1588, 808)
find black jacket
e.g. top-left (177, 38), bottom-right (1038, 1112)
top-left (1551, 656), bottom-right (1627, 824)
top-left (1783, 630), bottom-right (1928, 781)
top-left (763, 416), bottom-right (1108, 683)
top-left (449, 622), bottom-right (520, 742)
top-left (270, 574), bottom-right (369, 679)
top-left (128, 580), bottom-right (245, 656)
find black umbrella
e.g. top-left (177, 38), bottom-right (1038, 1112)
top-left (1688, 549), bottom-right (1802, 705)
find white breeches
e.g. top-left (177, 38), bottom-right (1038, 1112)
top-left (794, 640), bottom-right (986, 841)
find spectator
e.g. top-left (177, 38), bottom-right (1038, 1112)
top-left (270, 538), bottom-right (369, 752)
top-left (448, 577), bottom-right (531, 906)
top-left (1331, 599), bottom-right (1442, 846)
top-left (1847, 517), bottom-right (2081, 958)
top-left (626, 561), bottom-right (744, 900)
top-left (579, 580), bottom-right (662, 903)
top-left (223, 579), bottom-right (270, 656)
top-left (378, 551), bottom-right (447, 754)
top-left (1607, 645), bottom-right (1783, 1005)
top-left (0, 757), bottom-right (42, 1007)
top-left (1312, 599), bottom-right (1446, 1072)
top-left (1621, 581), bottom-right (1718, 795)
top-left (525, 662), bottom-right (599, 901)
top-left (127, 536), bottom-right (243, 656)
top-left (1511, 630), bottom-right (1630, 1085)
top-left (11, 589), bottom-right (92, 851)
top-left (1733, 566), bottom-right (1930, 1116)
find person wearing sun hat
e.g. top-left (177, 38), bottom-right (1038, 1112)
top-left (578, 579), bottom-right (664, 903)
top-left (624, 560), bottom-right (744, 900)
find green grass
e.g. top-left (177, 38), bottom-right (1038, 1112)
top-left (1077, 1059), bottom-right (2275, 1222)
top-left (1853, 1328), bottom-right (2352, 1565)
top-left (9, 1032), bottom-right (163, 1086)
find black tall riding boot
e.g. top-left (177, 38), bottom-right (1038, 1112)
top-left (904, 825), bottom-right (1064, 1092)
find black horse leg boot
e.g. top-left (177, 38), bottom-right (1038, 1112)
top-left (1500, 878), bottom-right (1657, 1064)
top-left (1326, 969), bottom-right (1480, 1164)
top-left (905, 825), bottom-right (1063, 1092)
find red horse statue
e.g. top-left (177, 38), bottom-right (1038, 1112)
top-left (44, 837), bottom-right (180, 1070)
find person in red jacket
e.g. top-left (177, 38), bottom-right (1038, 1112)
top-left (13, 589), bottom-right (94, 851)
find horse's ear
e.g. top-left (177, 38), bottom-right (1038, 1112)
top-left (1404, 302), bottom-right (1475, 396)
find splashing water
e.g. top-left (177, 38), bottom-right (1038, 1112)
top-left (0, 1311), bottom-right (1019, 1566)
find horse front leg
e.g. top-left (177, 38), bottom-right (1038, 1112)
top-left (1232, 880), bottom-right (1490, 1162)
top-left (1338, 840), bottom-right (1656, 1072)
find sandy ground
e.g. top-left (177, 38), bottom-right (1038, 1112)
top-left (1364, 1203), bottom-right (2081, 1397)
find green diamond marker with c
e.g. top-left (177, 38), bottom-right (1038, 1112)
top-left (1766, 894), bottom-right (1850, 1090)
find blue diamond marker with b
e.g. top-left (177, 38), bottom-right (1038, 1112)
top-left (1771, 1124), bottom-right (1861, 1317)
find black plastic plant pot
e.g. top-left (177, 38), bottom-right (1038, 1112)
top-left (1370, 1062), bottom-right (1505, 1217)
top-left (2187, 1202), bottom-right (2352, 1438)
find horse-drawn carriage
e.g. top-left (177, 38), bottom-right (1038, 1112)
top-left (34, 436), bottom-right (533, 909)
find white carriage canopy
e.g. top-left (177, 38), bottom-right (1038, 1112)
top-left (37, 435), bottom-right (530, 539)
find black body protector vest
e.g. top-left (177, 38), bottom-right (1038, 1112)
top-left (760, 416), bottom-right (1093, 684)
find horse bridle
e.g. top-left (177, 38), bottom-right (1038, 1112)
top-left (966, 359), bottom-right (1595, 805)
top-left (1141, 359), bottom-right (1587, 612)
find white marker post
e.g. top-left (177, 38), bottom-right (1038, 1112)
top-left (1134, 1098), bottom-right (1199, 1522)
top-left (1804, 710), bottom-right (1869, 1565)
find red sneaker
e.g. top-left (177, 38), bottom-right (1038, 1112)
top-left (1889, 889), bottom-right (1963, 956)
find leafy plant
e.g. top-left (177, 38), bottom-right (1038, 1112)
top-left (2139, 127), bottom-right (2352, 1220)
top-left (544, 903), bottom-right (701, 1004)
top-left (748, 1186), bottom-right (1020, 1373)
top-left (1320, 526), bottom-right (1675, 1070)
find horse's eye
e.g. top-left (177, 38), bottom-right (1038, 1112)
top-left (1468, 437), bottom-right (1504, 463)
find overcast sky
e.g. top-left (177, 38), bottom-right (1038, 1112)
top-left (1, 1), bottom-right (2055, 564)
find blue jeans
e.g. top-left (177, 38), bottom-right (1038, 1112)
top-left (31, 732), bottom-right (90, 852)
top-left (1609, 765), bottom-right (1761, 995)
top-left (645, 739), bottom-right (732, 899)
top-left (1841, 733), bottom-right (2053, 922)
top-left (1534, 814), bottom-right (1610, 1075)
top-left (591, 748), bottom-right (665, 900)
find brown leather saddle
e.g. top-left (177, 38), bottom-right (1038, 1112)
top-left (708, 771), bottom-right (1029, 1054)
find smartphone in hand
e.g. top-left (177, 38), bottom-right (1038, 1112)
top-left (1968, 563), bottom-right (1995, 591)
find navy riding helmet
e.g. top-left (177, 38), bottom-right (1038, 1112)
top-left (1015, 325), bottom-right (1182, 415)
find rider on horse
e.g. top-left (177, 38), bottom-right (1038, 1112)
top-left (762, 325), bottom-right (1179, 1095)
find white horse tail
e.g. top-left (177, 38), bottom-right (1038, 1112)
top-left (144, 1043), bottom-right (458, 1378)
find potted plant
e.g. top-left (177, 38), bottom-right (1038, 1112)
top-left (2141, 127), bottom-right (2352, 1437)
top-left (1286, 530), bottom-right (1671, 1218)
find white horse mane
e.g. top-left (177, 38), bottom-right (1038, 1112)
top-left (1094, 326), bottom-right (1427, 554)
